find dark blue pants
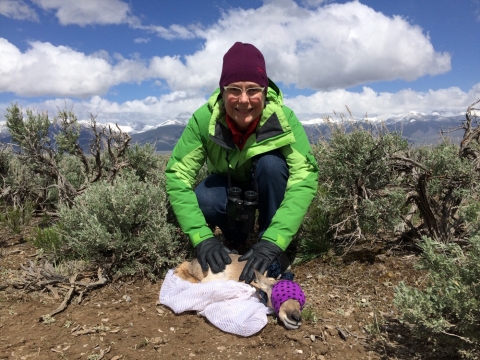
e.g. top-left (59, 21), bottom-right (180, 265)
top-left (195, 150), bottom-right (288, 244)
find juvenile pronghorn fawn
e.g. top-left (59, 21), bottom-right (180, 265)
top-left (174, 254), bottom-right (305, 329)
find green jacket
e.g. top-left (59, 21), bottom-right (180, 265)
top-left (165, 80), bottom-right (318, 251)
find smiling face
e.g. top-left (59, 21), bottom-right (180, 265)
top-left (222, 81), bottom-right (265, 131)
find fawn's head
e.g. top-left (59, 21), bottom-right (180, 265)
top-left (253, 270), bottom-right (305, 330)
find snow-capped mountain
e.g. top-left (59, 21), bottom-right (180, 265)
top-left (73, 115), bottom-right (190, 135)
top-left (157, 119), bottom-right (188, 127)
top-left (299, 110), bottom-right (468, 146)
top-left (124, 114), bottom-right (190, 134)
top-left (294, 110), bottom-right (467, 127)
top-left (383, 110), bottom-right (465, 125)
top-left (0, 109), bottom-right (474, 151)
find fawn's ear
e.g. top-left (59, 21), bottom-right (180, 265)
top-left (174, 262), bottom-right (200, 283)
top-left (253, 269), bottom-right (276, 291)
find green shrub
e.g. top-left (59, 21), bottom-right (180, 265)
top-left (394, 235), bottom-right (480, 355)
top-left (125, 143), bottom-right (164, 183)
top-left (3, 104), bottom-right (135, 212)
top-left (406, 141), bottom-right (480, 243)
top-left (30, 226), bottom-right (62, 254)
top-left (0, 144), bottom-right (11, 177)
top-left (295, 186), bottom-right (332, 263)
top-left (55, 171), bottom-right (187, 279)
top-left (0, 201), bottom-right (34, 233)
top-left (312, 123), bottom-right (408, 245)
top-left (301, 305), bottom-right (319, 323)
top-left (1, 155), bottom-right (46, 207)
top-left (459, 200), bottom-right (480, 235)
top-left (59, 155), bottom-right (87, 190)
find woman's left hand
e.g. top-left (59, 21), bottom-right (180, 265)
top-left (238, 240), bottom-right (283, 283)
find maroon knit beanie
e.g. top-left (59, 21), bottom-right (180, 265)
top-left (219, 42), bottom-right (268, 88)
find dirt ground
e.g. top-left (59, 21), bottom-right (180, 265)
top-left (0, 229), bottom-right (455, 360)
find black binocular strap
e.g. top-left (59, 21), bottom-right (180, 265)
top-left (251, 157), bottom-right (259, 195)
top-left (224, 149), bottom-right (259, 194)
top-left (225, 150), bottom-right (232, 190)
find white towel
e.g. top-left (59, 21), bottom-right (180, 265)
top-left (159, 269), bottom-right (273, 337)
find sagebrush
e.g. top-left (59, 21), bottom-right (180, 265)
top-left (312, 121), bottom-right (408, 248)
top-left (394, 235), bottom-right (480, 356)
top-left (50, 170), bottom-right (188, 279)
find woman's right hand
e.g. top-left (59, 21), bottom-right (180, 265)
top-left (195, 238), bottom-right (232, 273)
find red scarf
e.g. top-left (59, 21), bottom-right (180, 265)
top-left (225, 114), bottom-right (260, 150)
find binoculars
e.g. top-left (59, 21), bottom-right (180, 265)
top-left (226, 187), bottom-right (258, 233)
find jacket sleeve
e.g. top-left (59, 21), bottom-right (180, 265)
top-left (165, 111), bottom-right (214, 247)
top-left (261, 108), bottom-right (319, 250)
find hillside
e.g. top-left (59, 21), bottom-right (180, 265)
top-left (0, 112), bottom-right (467, 152)
top-left (129, 113), bottom-right (466, 151)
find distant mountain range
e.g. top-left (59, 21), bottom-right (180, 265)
top-left (126, 110), bottom-right (467, 150)
top-left (0, 111), bottom-right (468, 152)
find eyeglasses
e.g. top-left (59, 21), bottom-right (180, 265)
top-left (223, 86), bottom-right (265, 99)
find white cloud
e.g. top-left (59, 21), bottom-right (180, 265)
top-left (31, 0), bottom-right (138, 26)
top-left (300, 0), bottom-right (333, 8)
top-left (0, 0), bottom-right (454, 101)
top-left (0, 91), bottom-right (207, 126)
top-left (140, 24), bottom-right (198, 40)
top-left (134, 37), bottom-right (150, 44)
top-left (141, 0), bottom-right (451, 92)
top-left (0, 0), bottom-right (38, 21)
top-left (2, 84), bottom-right (479, 128)
top-left (286, 83), bottom-right (480, 120)
top-left (0, 39), bottom-right (153, 97)
top-left (81, 92), bottom-right (206, 124)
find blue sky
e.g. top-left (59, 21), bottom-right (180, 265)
top-left (1, 0), bottom-right (479, 127)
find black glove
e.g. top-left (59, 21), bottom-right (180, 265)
top-left (238, 240), bottom-right (283, 284)
top-left (195, 238), bottom-right (232, 273)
